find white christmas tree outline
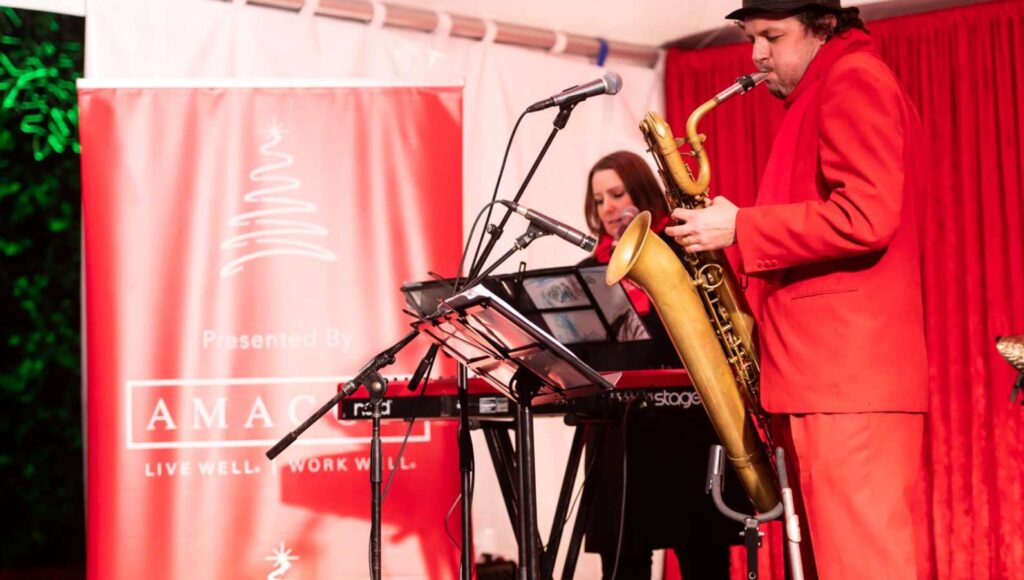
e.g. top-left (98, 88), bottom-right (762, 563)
top-left (265, 540), bottom-right (299, 579)
top-left (220, 117), bottom-right (338, 277)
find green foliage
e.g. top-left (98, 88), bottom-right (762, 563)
top-left (0, 7), bottom-right (85, 569)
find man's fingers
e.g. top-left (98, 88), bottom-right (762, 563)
top-left (665, 224), bottom-right (692, 238)
top-left (672, 233), bottom-right (702, 250)
top-left (671, 207), bottom-right (693, 222)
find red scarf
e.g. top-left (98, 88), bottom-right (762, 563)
top-left (784, 29), bottom-right (877, 109)
top-left (592, 213), bottom-right (672, 315)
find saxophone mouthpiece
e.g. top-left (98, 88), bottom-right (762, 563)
top-left (745, 71), bottom-right (769, 88)
top-left (715, 72), bottom-right (769, 103)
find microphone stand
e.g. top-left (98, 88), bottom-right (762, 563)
top-left (453, 102), bottom-right (579, 580)
top-left (470, 102), bottom-right (579, 275)
top-left (462, 225), bottom-right (550, 289)
top-left (265, 329), bottom-right (419, 580)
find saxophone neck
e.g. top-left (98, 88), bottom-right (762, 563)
top-left (681, 99), bottom-right (716, 196)
top-left (684, 99), bottom-right (718, 155)
top-left (680, 72), bottom-right (768, 195)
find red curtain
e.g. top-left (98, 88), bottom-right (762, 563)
top-left (665, 1), bottom-right (1024, 579)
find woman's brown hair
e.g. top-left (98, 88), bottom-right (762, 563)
top-left (584, 150), bottom-right (670, 236)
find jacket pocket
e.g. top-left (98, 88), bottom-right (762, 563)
top-left (790, 287), bottom-right (858, 300)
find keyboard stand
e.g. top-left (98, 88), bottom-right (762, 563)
top-left (415, 285), bottom-right (612, 579)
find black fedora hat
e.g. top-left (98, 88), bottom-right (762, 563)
top-left (726, 0), bottom-right (842, 20)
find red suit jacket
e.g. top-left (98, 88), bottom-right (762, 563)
top-left (735, 30), bottom-right (929, 414)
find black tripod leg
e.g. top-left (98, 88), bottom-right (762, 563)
top-left (482, 423), bottom-right (521, 542)
top-left (515, 397), bottom-right (540, 580)
top-left (560, 423), bottom-right (602, 580)
top-left (482, 418), bottom-right (546, 567)
top-left (541, 423), bottom-right (586, 579)
top-left (456, 365), bottom-right (474, 579)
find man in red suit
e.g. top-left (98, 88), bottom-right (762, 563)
top-left (666, 1), bottom-right (929, 578)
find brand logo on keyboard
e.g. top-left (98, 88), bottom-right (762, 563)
top-left (351, 400), bottom-right (394, 418)
top-left (604, 388), bottom-right (703, 409)
top-left (650, 389), bottom-right (702, 409)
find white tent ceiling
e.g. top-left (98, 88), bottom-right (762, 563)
top-left (7, 0), bottom-right (986, 47)
top-left (391, 0), bottom-right (983, 47)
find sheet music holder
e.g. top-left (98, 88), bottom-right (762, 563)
top-left (414, 283), bottom-right (616, 579)
top-left (403, 264), bottom-right (672, 373)
top-left (414, 284), bottom-right (617, 405)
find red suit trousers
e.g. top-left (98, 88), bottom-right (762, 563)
top-left (775, 413), bottom-right (927, 580)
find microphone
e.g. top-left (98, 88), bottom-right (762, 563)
top-left (615, 205), bottom-right (639, 239)
top-left (525, 71), bottom-right (623, 113)
top-left (500, 201), bottom-right (597, 252)
top-left (406, 344), bottom-right (439, 392)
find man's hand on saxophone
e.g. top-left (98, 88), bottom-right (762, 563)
top-left (665, 196), bottom-right (740, 253)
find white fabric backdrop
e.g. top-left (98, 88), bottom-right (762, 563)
top-left (85, 1), bottom-right (665, 576)
top-left (1, 0), bottom-right (85, 15)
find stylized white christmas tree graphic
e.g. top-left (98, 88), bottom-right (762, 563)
top-left (220, 118), bottom-right (337, 277)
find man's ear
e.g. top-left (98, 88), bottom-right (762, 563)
top-left (821, 13), bottom-right (838, 40)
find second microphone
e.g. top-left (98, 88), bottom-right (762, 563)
top-left (500, 200), bottom-right (597, 252)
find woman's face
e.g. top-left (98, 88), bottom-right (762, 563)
top-left (591, 168), bottom-right (636, 237)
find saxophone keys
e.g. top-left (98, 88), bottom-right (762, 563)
top-left (697, 263), bottom-right (725, 289)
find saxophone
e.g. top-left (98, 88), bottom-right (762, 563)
top-left (606, 72), bottom-right (780, 512)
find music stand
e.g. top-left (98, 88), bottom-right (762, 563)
top-left (415, 284), bottom-right (616, 579)
top-left (403, 264), bottom-right (659, 371)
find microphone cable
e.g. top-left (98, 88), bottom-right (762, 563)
top-left (450, 199), bottom-right (508, 296)
top-left (466, 110), bottom-right (529, 280)
top-left (379, 354), bottom-right (437, 503)
top-left (609, 399), bottom-right (635, 580)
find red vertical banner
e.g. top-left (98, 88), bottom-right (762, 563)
top-left (78, 83), bottom-right (463, 579)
